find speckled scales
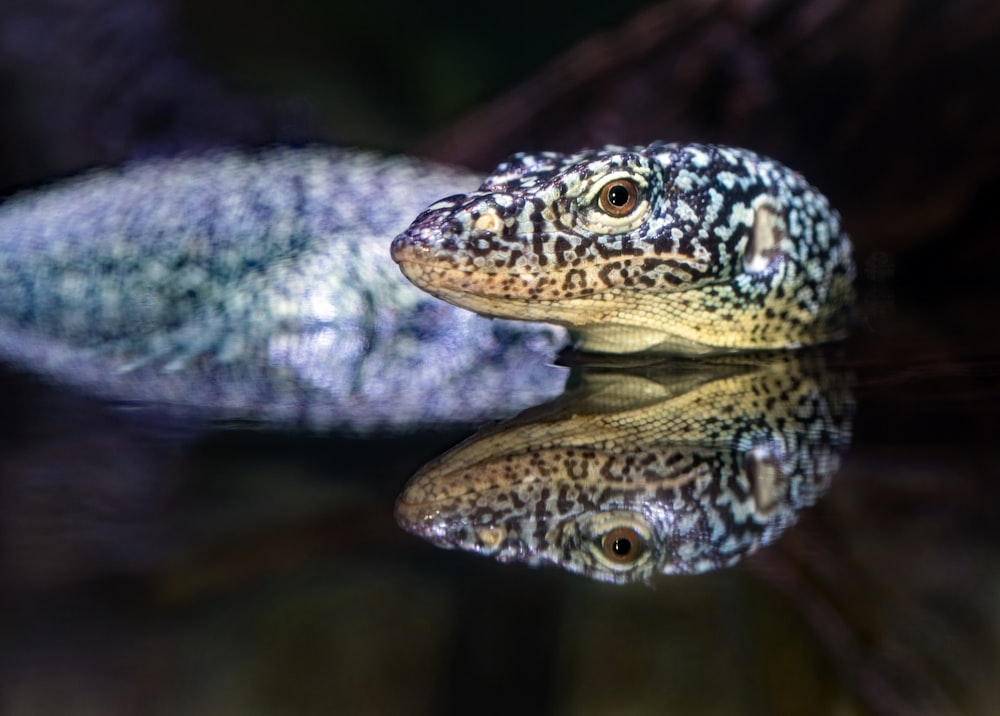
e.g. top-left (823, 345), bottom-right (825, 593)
top-left (392, 142), bottom-right (855, 354)
top-left (0, 148), bottom-right (569, 430)
top-left (396, 353), bottom-right (854, 583)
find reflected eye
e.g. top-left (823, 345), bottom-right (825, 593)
top-left (600, 527), bottom-right (644, 563)
top-left (597, 179), bottom-right (639, 216)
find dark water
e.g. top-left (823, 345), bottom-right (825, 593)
top-left (1, 291), bottom-right (998, 716)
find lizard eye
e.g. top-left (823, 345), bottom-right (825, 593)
top-left (600, 526), bottom-right (644, 563)
top-left (597, 179), bottom-right (639, 216)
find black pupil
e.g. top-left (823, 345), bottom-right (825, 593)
top-left (607, 184), bottom-right (631, 206)
top-left (611, 537), bottom-right (632, 556)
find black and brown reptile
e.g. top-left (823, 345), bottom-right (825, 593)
top-left (393, 142), bottom-right (855, 354)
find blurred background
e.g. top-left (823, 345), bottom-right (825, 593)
top-left (1, 0), bottom-right (999, 714)
top-left (2, 0), bottom-right (999, 288)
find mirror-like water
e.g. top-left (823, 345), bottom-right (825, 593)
top-left (1, 291), bottom-right (998, 715)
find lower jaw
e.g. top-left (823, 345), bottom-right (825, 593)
top-left (395, 262), bottom-right (772, 355)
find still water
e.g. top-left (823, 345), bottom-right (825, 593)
top-left (1, 290), bottom-right (997, 716)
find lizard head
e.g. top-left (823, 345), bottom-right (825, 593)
top-left (393, 353), bottom-right (852, 584)
top-left (394, 352), bottom-right (854, 584)
top-left (392, 143), bottom-right (854, 354)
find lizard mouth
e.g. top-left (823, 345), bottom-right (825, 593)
top-left (389, 232), bottom-right (430, 265)
top-left (394, 259), bottom-right (551, 324)
top-left (392, 222), bottom-right (544, 306)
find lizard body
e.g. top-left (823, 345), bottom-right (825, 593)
top-left (0, 148), bottom-right (567, 430)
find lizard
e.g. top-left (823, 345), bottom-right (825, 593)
top-left (0, 148), bottom-right (568, 431)
top-left (392, 142), bottom-right (855, 354)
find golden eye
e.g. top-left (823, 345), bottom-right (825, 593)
top-left (600, 527), bottom-right (644, 563)
top-left (597, 179), bottom-right (639, 216)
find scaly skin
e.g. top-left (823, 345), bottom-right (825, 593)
top-left (392, 143), bottom-right (855, 354)
top-left (395, 352), bottom-right (854, 583)
top-left (0, 148), bottom-right (569, 430)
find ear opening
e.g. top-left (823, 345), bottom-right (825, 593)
top-left (743, 443), bottom-right (788, 515)
top-left (744, 198), bottom-right (788, 273)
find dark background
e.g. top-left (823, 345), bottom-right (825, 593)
top-left (2, 0), bottom-right (999, 290)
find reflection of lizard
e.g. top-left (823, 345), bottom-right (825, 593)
top-left (396, 353), bottom-right (854, 584)
top-left (394, 143), bottom-right (854, 354)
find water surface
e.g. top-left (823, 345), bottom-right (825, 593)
top-left (1, 292), bottom-right (998, 716)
